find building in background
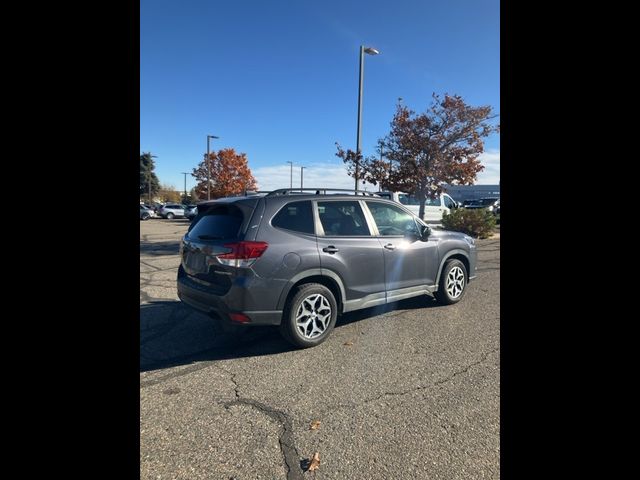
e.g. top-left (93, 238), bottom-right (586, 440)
top-left (442, 184), bottom-right (500, 203)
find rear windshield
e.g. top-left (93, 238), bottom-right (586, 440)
top-left (187, 204), bottom-right (244, 240)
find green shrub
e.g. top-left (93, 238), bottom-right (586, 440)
top-left (441, 208), bottom-right (496, 239)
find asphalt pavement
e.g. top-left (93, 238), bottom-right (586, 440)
top-left (140, 218), bottom-right (500, 479)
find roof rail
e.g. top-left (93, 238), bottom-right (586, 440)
top-left (265, 188), bottom-right (380, 197)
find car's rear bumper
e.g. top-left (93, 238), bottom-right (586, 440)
top-left (177, 268), bottom-right (282, 326)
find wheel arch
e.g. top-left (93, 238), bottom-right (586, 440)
top-left (276, 269), bottom-right (346, 313)
top-left (435, 250), bottom-right (471, 285)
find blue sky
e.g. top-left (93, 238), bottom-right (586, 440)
top-left (141, 0), bottom-right (499, 192)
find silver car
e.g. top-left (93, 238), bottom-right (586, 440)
top-left (185, 205), bottom-right (198, 220)
top-left (139, 205), bottom-right (156, 220)
top-left (158, 204), bottom-right (186, 219)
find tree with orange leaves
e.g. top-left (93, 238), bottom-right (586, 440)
top-left (337, 94), bottom-right (499, 219)
top-left (192, 148), bottom-right (258, 200)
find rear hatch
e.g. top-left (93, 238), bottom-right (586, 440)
top-left (180, 199), bottom-right (263, 294)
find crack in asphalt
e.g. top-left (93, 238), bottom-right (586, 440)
top-left (216, 365), bottom-right (241, 399)
top-left (140, 361), bottom-right (217, 388)
top-left (224, 398), bottom-right (302, 480)
top-left (314, 347), bottom-right (500, 414)
top-left (140, 260), bottom-right (162, 271)
top-left (140, 264), bottom-right (180, 273)
top-left (433, 347), bottom-right (499, 387)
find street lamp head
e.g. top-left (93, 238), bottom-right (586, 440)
top-left (208, 135), bottom-right (219, 139)
top-left (364, 47), bottom-right (380, 55)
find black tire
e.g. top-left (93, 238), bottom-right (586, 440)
top-left (166, 212), bottom-right (174, 219)
top-left (141, 213), bottom-right (150, 221)
top-left (434, 259), bottom-right (468, 305)
top-left (279, 283), bottom-right (338, 348)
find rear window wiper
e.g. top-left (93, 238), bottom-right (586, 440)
top-left (197, 234), bottom-right (223, 240)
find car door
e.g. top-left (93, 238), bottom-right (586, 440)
top-left (423, 195), bottom-right (443, 221)
top-left (442, 194), bottom-right (457, 217)
top-left (315, 200), bottom-right (386, 312)
top-left (364, 201), bottom-right (440, 301)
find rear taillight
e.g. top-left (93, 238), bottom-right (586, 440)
top-left (216, 241), bottom-right (268, 267)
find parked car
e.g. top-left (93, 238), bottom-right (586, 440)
top-left (177, 188), bottom-right (477, 348)
top-left (377, 191), bottom-right (459, 221)
top-left (463, 197), bottom-right (500, 214)
top-left (158, 204), bottom-right (186, 219)
top-left (185, 205), bottom-right (198, 220)
top-left (140, 205), bottom-right (155, 220)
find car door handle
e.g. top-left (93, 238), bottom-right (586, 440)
top-left (383, 243), bottom-right (396, 251)
top-left (322, 246), bottom-right (339, 254)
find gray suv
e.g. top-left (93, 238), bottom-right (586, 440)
top-left (177, 189), bottom-right (477, 348)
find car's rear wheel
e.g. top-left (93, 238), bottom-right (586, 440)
top-left (166, 212), bottom-right (174, 219)
top-left (434, 259), bottom-right (468, 305)
top-left (280, 283), bottom-right (337, 348)
top-left (141, 213), bottom-right (150, 220)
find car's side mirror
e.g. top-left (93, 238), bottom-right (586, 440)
top-left (420, 224), bottom-right (431, 240)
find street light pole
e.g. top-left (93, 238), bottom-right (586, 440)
top-left (287, 161), bottom-right (293, 188)
top-left (181, 172), bottom-right (189, 203)
top-left (355, 46), bottom-right (380, 191)
top-left (300, 166), bottom-right (306, 190)
top-left (206, 135), bottom-right (219, 200)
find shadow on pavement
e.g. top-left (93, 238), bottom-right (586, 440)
top-left (139, 241), bottom-right (181, 256)
top-left (140, 295), bottom-right (444, 372)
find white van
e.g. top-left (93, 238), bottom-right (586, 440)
top-left (377, 191), bottom-right (459, 222)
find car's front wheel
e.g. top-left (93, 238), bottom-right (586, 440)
top-left (166, 212), bottom-right (174, 219)
top-left (141, 213), bottom-right (150, 220)
top-left (280, 283), bottom-right (337, 348)
top-left (434, 259), bottom-right (468, 305)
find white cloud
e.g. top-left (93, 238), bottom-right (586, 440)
top-left (476, 149), bottom-right (500, 185)
top-left (252, 164), bottom-right (378, 192)
top-left (253, 149), bottom-right (500, 193)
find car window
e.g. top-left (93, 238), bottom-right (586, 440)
top-left (398, 194), bottom-right (420, 206)
top-left (398, 194), bottom-right (439, 207)
top-left (443, 196), bottom-right (455, 208)
top-left (272, 201), bottom-right (314, 234)
top-left (317, 201), bottom-right (370, 236)
top-left (425, 196), bottom-right (440, 207)
top-left (187, 204), bottom-right (244, 240)
top-left (365, 201), bottom-right (419, 237)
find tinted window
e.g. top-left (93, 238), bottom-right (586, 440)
top-left (398, 194), bottom-right (440, 206)
top-left (187, 204), bottom-right (244, 240)
top-left (443, 196), bottom-right (455, 208)
top-left (317, 201), bottom-right (370, 236)
top-left (272, 201), bottom-right (314, 234)
top-left (366, 202), bottom-right (419, 236)
top-left (398, 194), bottom-right (420, 206)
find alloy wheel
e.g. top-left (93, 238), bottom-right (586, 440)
top-left (446, 266), bottom-right (465, 299)
top-left (295, 294), bottom-right (332, 339)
